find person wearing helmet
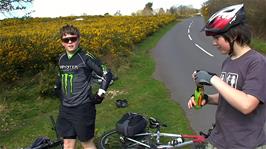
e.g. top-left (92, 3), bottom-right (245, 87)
top-left (187, 4), bottom-right (266, 148)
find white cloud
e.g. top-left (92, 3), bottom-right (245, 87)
top-left (0, 0), bottom-right (207, 19)
top-left (31, 0), bottom-right (207, 17)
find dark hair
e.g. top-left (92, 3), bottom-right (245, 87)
top-left (221, 23), bottom-right (251, 46)
top-left (59, 24), bottom-right (80, 38)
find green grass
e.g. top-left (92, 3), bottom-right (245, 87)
top-left (0, 79), bottom-right (60, 147)
top-left (252, 38), bottom-right (266, 54)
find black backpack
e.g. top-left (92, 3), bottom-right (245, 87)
top-left (116, 112), bottom-right (147, 137)
top-left (26, 136), bottom-right (52, 149)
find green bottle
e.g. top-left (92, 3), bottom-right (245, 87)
top-left (194, 85), bottom-right (204, 109)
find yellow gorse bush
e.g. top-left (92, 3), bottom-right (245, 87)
top-left (0, 15), bottom-right (176, 81)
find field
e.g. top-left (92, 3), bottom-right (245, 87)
top-left (0, 15), bottom-right (195, 148)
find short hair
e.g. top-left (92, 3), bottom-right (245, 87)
top-left (59, 24), bottom-right (80, 38)
top-left (221, 23), bottom-right (251, 46)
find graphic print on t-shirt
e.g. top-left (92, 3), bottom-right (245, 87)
top-left (220, 72), bottom-right (238, 89)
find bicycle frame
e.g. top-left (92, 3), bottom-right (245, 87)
top-left (124, 131), bottom-right (205, 148)
top-left (98, 115), bottom-right (209, 149)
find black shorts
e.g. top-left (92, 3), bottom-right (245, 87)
top-left (56, 102), bottom-right (96, 142)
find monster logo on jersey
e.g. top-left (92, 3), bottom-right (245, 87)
top-left (61, 73), bottom-right (74, 95)
top-left (59, 65), bottom-right (79, 71)
top-left (59, 65), bottom-right (80, 95)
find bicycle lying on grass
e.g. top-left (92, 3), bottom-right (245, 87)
top-left (98, 112), bottom-right (213, 149)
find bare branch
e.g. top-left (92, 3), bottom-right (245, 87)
top-left (0, 0), bottom-right (32, 12)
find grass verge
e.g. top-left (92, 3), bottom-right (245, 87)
top-left (252, 38), bottom-right (266, 54)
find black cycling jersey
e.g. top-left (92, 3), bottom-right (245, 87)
top-left (57, 47), bottom-right (105, 107)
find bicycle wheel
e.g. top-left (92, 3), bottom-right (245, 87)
top-left (98, 129), bottom-right (150, 149)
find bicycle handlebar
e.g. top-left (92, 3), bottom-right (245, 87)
top-left (148, 116), bottom-right (212, 143)
top-left (91, 71), bottom-right (118, 86)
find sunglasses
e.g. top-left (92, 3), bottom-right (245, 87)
top-left (61, 37), bottom-right (78, 43)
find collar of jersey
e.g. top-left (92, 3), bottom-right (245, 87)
top-left (66, 47), bottom-right (81, 60)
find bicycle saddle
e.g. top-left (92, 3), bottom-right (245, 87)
top-left (116, 99), bottom-right (128, 108)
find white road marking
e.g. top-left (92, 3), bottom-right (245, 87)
top-left (188, 34), bottom-right (192, 40)
top-left (194, 43), bottom-right (214, 57)
top-left (187, 21), bottom-right (214, 57)
top-left (189, 21), bottom-right (193, 28)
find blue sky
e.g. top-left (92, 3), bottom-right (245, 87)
top-left (0, 0), bottom-right (207, 19)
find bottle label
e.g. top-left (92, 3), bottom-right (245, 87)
top-left (194, 85), bottom-right (204, 109)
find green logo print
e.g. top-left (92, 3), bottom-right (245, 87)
top-left (61, 73), bottom-right (74, 95)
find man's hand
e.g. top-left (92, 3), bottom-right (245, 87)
top-left (195, 70), bottom-right (216, 86)
top-left (93, 94), bottom-right (104, 104)
top-left (188, 94), bottom-right (209, 109)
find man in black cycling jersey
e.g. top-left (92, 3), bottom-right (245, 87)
top-left (55, 24), bottom-right (112, 149)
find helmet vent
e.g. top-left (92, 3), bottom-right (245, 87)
top-left (224, 9), bottom-right (234, 13)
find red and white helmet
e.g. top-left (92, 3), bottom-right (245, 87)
top-left (203, 4), bottom-right (245, 36)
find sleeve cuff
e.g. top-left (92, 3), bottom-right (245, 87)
top-left (97, 89), bottom-right (106, 96)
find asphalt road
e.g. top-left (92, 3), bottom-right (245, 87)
top-left (151, 16), bottom-right (226, 132)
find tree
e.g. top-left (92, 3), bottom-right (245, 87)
top-left (114, 10), bottom-right (122, 16)
top-left (0, 0), bottom-right (33, 18)
top-left (145, 2), bottom-right (153, 11)
top-left (104, 12), bottom-right (110, 16)
top-left (168, 6), bottom-right (177, 15)
top-left (142, 2), bottom-right (153, 16)
top-left (158, 8), bottom-right (165, 15)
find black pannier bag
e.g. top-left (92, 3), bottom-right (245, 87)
top-left (25, 136), bottom-right (52, 149)
top-left (116, 112), bottom-right (147, 137)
